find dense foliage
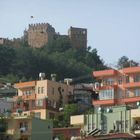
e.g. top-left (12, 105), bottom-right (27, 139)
top-left (53, 104), bottom-right (80, 128)
top-left (0, 37), bottom-right (105, 83)
top-left (117, 56), bottom-right (139, 69)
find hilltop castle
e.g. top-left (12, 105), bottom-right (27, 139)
top-left (25, 23), bottom-right (87, 49)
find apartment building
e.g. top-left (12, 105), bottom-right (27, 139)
top-left (72, 84), bottom-right (97, 113)
top-left (1, 114), bottom-right (52, 140)
top-left (92, 66), bottom-right (140, 109)
top-left (13, 79), bottom-right (73, 120)
top-left (71, 105), bottom-right (140, 139)
top-left (0, 98), bottom-right (13, 114)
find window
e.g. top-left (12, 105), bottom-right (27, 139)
top-left (47, 100), bottom-right (51, 106)
top-left (118, 77), bottom-right (123, 85)
top-left (35, 112), bottom-right (41, 119)
top-left (26, 90), bottom-right (30, 95)
top-left (36, 99), bottom-right (43, 107)
top-left (19, 122), bottom-right (23, 128)
top-left (126, 76), bottom-right (130, 83)
top-left (19, 122), bottom-right (28, 130)
top-left (126, 90), bottom-right (130, 98)
top-left (38, 87), bottom-right (40, 94)
top-left (41, 87), bottom-right (44, 94)
top-left (134, 74), bottom-right (140, 82)
top-left (118, 89), bottom-right (123, 99)
top-left (99, 89), bottom-right (114, 100)
top-left (102, 78), bottom-right (114, 86)
top-left (134, 88), bottom-right (140, 97)
top-left (32, 100), bottom-right (35, 108)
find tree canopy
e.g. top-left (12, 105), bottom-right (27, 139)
top-left (117, 56), bottom-right (139, 69)
top-left (0, 38), bottom-right (106, 83)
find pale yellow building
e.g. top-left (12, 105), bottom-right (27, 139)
top-left (2, 114), bottom-right (53, 140)
top-left (13, 79), bottom-right (73, 120)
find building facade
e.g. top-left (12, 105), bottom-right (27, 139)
top-left (72, 84), bottom-right (97, 113)
top-left (92, 66), bottom-right (140, 109)
top-left (3, 115), bottom-right (53, 140)
top-left (68, 26), bottom-right (87, 49)
top-left (71, 105), bottom-right (140, 139)
top-left (0, 98), bottom-right (12, 114)
top-left (13, 79), bottom-right (73, 120)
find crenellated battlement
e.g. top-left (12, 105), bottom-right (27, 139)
top-left (27, 22), bottom-right (56, 48)
top-left (28, 23), bottom-right (54, 31)
top-left (26, 22), bottom-right (87, 49)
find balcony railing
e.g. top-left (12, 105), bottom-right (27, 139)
top-left (124, 82), bottom-right (140, 88)
top-left (20, 128), bottom-right (31, 136)
top-left (92, 99), bottom-right (116, 106)
top-left (22, 94), bottom-right (36, 100)
top-left (14, 94), bottom-right (36, 101)
top-left (96, 84), bottom-right (117, 91)
top-left (13, 98), bottom-right (60, 112)
top-left (123, 95), bottom-right (140, 103)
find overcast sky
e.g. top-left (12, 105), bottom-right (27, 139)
top-left (0, 0), bottom-right (140, 64)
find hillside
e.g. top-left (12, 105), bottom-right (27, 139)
top-left (0, 37), bottom-right (106, 83)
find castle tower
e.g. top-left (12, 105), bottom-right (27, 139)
top-left (27, 23), bottom-right (55, 48)
top-left (68, 26), bottom-right (87, 49)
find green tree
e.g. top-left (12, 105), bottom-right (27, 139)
top-left (117, 56), bottom-right (139, 69)
top-left (0, 45), bottom-right (16, 75)
top-left (43, 36), bottom-right (72, 53)
top-left (63, 104), bottom-right (79, 127)
top-left (0, 37), bottom-right (106, 83)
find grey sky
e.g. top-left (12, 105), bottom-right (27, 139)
top-left (0, 0), bottom-right (140, 64)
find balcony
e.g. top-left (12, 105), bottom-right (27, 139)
top-left (93, 69), bottom-right (117, 78)
top-left (124, 82), bottom-right (140, 88)
top-left (123, 66), bottom-right (140, 74)
top-left (92, 99), bottom-right (116, 106)
top-left (14, 94), bottom-right (36, 101)
top-left (20, 128), bottom-right (31, 136)
top-left (14, 81), bottom-right (36, 89)
top-left (22, 94), bottom-right (36, 100)
top-left (97, 84), bottom-right (117, 90)
top-left (123, 96), bottom-right (140, 103)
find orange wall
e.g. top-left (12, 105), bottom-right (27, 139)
top-left (93, 66), bottom-right (140, 106)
